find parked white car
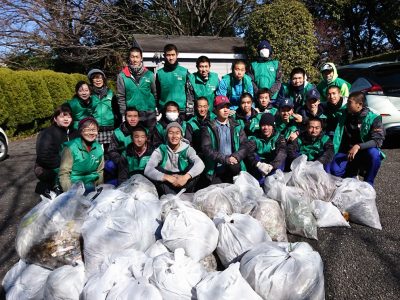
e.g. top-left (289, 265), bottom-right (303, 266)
top-left (337, 61), bottom-right (400, 137)
top-left (0, 127), bottom-right (9, 161)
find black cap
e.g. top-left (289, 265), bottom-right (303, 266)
top-left (259, 113), bottom-right (275, 127)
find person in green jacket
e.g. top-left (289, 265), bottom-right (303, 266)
top-left (287, 117), bottom-right (334, 172)
top-left (275, 98), bottom-right (302, 142)
top-left (117, 46), bottom-right (157, 134)
top-left (317, 62), bottom-right (351, 102)
top-left (59, 117), bottom-right (104, 192)
top-left (156, 44), bottom-right (192, 117)
top-left (248, 40), bottom-right (282, 99)
top-left (88, 69), bottom-right (117, 154)
top-left (188, 56), bottom-right (219, 111)
top-left (235, 92), bottom-right (261, 137)
top-left (66, 81), bottom-right (94, 130)
top-left (255, 88), bottom-right (278, 115)
top-left (330, 92), bottom-right (385, 186)
top-left (118, 125), bottom-right (154, 184)
top-left (216, 60), bottom-right (254, 111)
top-left (277, 67), bottom-right (316, 111)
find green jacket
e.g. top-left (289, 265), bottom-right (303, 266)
top-left (114, 127), bottom-right (132, 152)
top-left (159, 144), bottom-right (189, 171)
top-left (279, 82), bottom-right (315, 109)
top-left (249, 132), bottom-right (281, 162)
top-left (235, 110), bottom-right (263, 136)
top-left (63, 138), bottom-right (103, 185)
top-left (251, 60), bottom-right (280, 98)
top-left (157, 65), bottom-right (188, 111)
top-left (123, 147), bottom-right (152, 175)
top-left (298, 135), bottom-right (331, 161)
top-left (333, 110), bottom-right (385, 159)
top-left (92, 89), bottom-right (115, 127)
top-left (188, 72), bottom-right (219, 110)
top-left (121, 67), bottom-right (156, 111)
top-left (221, 73), bottom-right (253, 104)
top-left (67, 97), bottom-right (95, 130)
top-left (275, 116), bottom-right (299, 140)
top-left (317, 62), bottom-right (351, 102)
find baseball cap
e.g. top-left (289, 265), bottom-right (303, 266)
top-left (279, 98), bottom-right (294, 109)
top-left (214, 95), bottom-right (231, 109)
top-left (306, 88), bottom-right (321, 101)
top-left (320, 63), bottom-right (333, 72)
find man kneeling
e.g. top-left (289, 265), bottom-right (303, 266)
top-left (144, 122), bottom-right (204, 196)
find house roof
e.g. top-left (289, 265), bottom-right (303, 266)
top-left (133, 34), bottom-right (246, 54)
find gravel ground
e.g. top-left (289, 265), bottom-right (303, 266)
top-left (0, 136), bottom-right (399, 299)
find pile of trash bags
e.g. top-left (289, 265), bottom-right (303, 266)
top-left (3, 155), bottom-right (382, 299)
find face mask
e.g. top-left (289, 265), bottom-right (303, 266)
top-left (259, 48), bottom-right (270, 58)
top-left (165, 112), bottom-right (179, 122)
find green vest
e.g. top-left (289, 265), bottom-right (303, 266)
top-left (251, 60), bottom-right (279, 98)
top-left (123, 149), bottom-right (151, 174)
top-left (122, 70), bottom-right (156, 111)
top-left (280, 82), bottom-right (314, 108)
top-left (264, 107), bottom-right (278, 115)
top-left (65, 138), bottom-right (103, 185)
top-left (92, 89), bottom-right (115, 127)
top-left (333, 110), bottom-right (385, 159)
top-left (204, 122), bottom-right (246, 176)
top-left (156, 121), bottom-right (187, 144)
top-left (67, 97), bottom-right (94, 130)
top-left (275, 116), bottom-right (298, 140)
top-left (222, 73), bottom-right (253, 101)
top-left (249, 132), bottom-right (281, 162)
top-left (157, 65), bottom-right (188, 111)
top-left (159, 144), bottom-right (189, 171)
top-left (114, 128), bottom-right (132, 153)
top-left (298, 135), bottom-right (330, 161)
top-left (188, 72), bottom-right (219, 110)
top-left (236, 113), bottom-right (264, 135)
top-left (187, 113), bottom-right (216, 133)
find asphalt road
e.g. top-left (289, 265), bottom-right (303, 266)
top-left (0, 136), bottom-right (399, 299)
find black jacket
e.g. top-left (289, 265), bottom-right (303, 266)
top-left (36, 124), bottom-right (78, 169)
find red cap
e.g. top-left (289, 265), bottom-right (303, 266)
top-left (214, 95), bottom-right (231, 109)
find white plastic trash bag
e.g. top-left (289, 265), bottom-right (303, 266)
top-left (149, 248), bottom-right (207, 300)
top-left (106, 277), bottom-right (163, 300)
top-left (214, 213), bottom-right (271, 267)
top-left (86, 188), bottom-right (129, 218)
top-left (331, 178), bottom-right (382, 229)
top-left (16, 182), bottom-right (87, 269)
top-left (289, 155), bottom-right (340, 201)
top-left (233, 171), bottom-right (264, 209)
top-left (264, 170), bottom-right (288, 202)
top-left (196, 262), bottom-right (262, 300)
top-left (2, 260), bottom-right (51, 300)
top-left (193, 184), bottom-right (242, 218)
top-left (161, 199), bottom-right (219, 261)
top-left (43, 262), bottom-right (85, 300)
top-left (312, 200), bottom-right (350, 228)
top-left (250, 197), bottom-right (288, 241)
top-left (240, 241), bottom-right (325, 300)
top-left (117, 174), bottom-right (158, 197)
top-left (145, 240), bottom-right (169, 258)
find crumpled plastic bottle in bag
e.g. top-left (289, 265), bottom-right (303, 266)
top-left (214, 213), bottom-right (271, 267)
top-left (331, 178), bottom-right (382, 230)
top-left (196, 262), bottom-right (262, 300)
top-left (2, 260), bottom-right (52, 300)
top-left (193, 184), bottom-right (242, 218)
top-left (312, 200), bottom-right (350, 228)
top-left (240, 241), bottom-right (325, 300)
top-left (250, 197), bottom-right (288, 241)
top-left (149, 248), bottom-right (207, 300)
top-left (43, 262), bottom-right (85, 300)
top-left (15, 182), bottom-right (88, 270)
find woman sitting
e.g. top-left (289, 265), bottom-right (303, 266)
top-left (59, 117), bottom-right (104, 192)
top-left (144, 122), bottom-right (204, 196)
top-left (35, 104), bottom-right (78, 196)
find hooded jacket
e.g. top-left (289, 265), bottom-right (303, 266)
top-left (317, 63), bottom-right (351, 102)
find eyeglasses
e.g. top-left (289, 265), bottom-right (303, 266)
top-left (82, 128), bottom-right (98, 133)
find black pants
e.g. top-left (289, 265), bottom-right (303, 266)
top-left (34, 163), bottom-right (57, 194)
top-left (155, 175), bottom-right (200, 197)
top-left (211, 164), bottom-right (241, 184)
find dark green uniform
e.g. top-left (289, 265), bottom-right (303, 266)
top-left (188, 72), bottom-right (219, 110)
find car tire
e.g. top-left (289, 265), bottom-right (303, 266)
top-left (0, 136), bottom-right (8, 161)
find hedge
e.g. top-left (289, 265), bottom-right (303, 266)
top-left (0, 68), bottom-right (87, 136)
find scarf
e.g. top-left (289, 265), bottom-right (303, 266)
top-left (129, 63), bottom-right (145, 81)
top-left (92, 86), bottom-right (108, 99)
top-left (164, 60), bottom-right (178, 71)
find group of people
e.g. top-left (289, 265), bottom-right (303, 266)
top-left (34, 40), bottom-right (385, 197)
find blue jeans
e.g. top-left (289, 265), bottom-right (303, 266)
top-left (330, 148), bottom-right (382, 185)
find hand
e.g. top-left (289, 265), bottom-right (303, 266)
top-left (288, 131), bottom-right (299, 141)
top-left (163, 174), bottom-right (178, 185)
top-left (348, 144), bottom-right (360, 161)
top-left (227, 156), bottom-right (239, 165)
top-left (292, 113), bottom-right (303, 123)
top-left (257, 162), bottom-right (273, 175)
top-left (174, 174), bottom-right (191, 187)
